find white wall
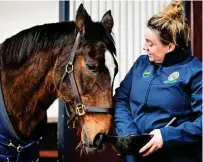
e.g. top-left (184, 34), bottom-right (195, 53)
top-left (0, 1), bottom-right (59, 123)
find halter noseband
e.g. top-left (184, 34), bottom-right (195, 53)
top-left (60, 32), bottom-right (113, 127)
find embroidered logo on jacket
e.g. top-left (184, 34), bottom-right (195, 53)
top-left (142, 70), bottom-right (151, 78)
top-left (164, 72), bottom-right (179, 83)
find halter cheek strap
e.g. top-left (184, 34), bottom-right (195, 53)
top-left (59, 32), bottom-right (113, 127)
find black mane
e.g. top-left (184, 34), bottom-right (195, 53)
top-left (0, 21), bottom-right (116, 68)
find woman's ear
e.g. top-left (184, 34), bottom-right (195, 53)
top-left (168, 43), bottom-right (176, 52)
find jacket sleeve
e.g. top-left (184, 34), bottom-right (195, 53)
top-left (160, 59), bottom-right (202, 147)
top-left (113, 56), bottom-right (143, 136)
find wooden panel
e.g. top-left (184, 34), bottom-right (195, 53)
top-left (193, 1), bottom-right (202, 61)
top-left (40, 151), bottom-right (58, 158)
top-left (190, 1), bottom-right (202, 61)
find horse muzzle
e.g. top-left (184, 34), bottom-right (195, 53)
top-left (93, 132), bottom-right (106, 148)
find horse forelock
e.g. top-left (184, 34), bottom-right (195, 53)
top-left (83, 22), bottom-right (116, 55)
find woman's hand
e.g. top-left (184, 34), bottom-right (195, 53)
top-left (139, 129), bottom-right (163, 157)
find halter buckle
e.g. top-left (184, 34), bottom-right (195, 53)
top-left (76, 104), bottom-right (86, 116)
top-left (66, 64), bottom-right (74, 73)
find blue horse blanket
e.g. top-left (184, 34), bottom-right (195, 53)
top-left (0, 83), bottom-right (40, 162)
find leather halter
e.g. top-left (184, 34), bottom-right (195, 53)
top-left (60, 32), bottom-right (113, 126)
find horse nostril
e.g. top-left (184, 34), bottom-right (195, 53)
top-left (93, 133), bottom-right (105, 148)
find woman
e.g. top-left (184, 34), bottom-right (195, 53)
top-left (113, 1), bottom-right (202, 162)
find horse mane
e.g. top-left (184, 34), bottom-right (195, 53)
top-left (0, 21), bottom-right (116, 68)
top-left (0, 21), bottom-right (76, 68)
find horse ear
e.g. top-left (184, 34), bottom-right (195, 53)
top-left (101, 10), bottom-right (114, 33)
top-left (76, 4), bottom-right (92, 34)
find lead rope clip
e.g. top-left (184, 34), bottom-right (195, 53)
top-left (7, 140), bottom-right (22, 152)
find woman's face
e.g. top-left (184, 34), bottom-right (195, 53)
top-left (143, 28), bottom-right (174, 63)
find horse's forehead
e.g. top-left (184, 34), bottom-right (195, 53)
top-left (104, 51), bottom-right (117, 84)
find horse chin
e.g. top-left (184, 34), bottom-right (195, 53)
top-left (76, 141), bottom-right (106, 156)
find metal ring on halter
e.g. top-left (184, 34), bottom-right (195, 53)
top-left (66, 64), bottom-right (74, 74)
top-left (76, 104), bottom-right (86, 116)
top-left (16, 145), bottom-right (22, 152)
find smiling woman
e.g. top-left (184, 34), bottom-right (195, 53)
top-left (143, 27), bottom-right (176, 63)
top-left (113, 1), bottom-right (202, 162)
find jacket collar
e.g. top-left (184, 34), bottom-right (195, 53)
top-left (162, 47), bottom-right (192, 67)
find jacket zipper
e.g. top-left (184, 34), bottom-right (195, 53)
top-left (142, 75), bottom-right (158, 132)
top-left (144, 75), bottom-right (158, 106)
top-left (144, 65), bottom-right (161, 105)
top-left (143, 65), bottom-right (161, 132)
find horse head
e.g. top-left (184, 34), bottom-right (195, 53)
top-left (54, 4), bottom-right (118, 152)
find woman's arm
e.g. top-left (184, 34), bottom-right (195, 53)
top-left (160, 58), bottom-right (202, 147)
top-left (113, 56), bottom-right (146, 136)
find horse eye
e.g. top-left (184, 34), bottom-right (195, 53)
top-left (86, 64), bottom-right (98, 73)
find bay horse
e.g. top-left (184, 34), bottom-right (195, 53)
top-left (0, 4), bottom-right (118, 161)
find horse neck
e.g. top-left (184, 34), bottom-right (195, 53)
top-left (1, 50), bottom-right (58, 138)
